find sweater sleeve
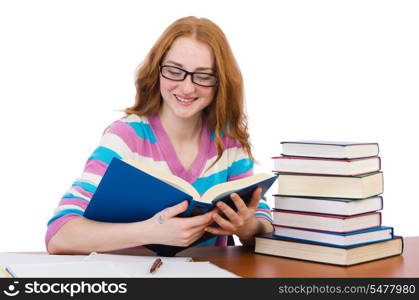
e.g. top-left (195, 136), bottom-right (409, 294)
top-left (45, 119), bottom-right (138, 247)
top-left (226, 141), bottom-right (273, 224)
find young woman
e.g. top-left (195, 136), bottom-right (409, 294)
top-left (46, 16), bottom-right (273, 255)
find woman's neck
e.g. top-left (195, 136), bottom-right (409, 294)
top-left (158, 109), bottom-right (203, 143)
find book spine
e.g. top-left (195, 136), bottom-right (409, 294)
top-left (271, 224), bottom-right (381, 234)
top-left (272, 209), bottom-right (380, 219)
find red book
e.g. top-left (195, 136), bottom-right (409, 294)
top-left (272, 156), bottom-right (381, 176)
top-left (272, 210), bottom-right (382, 233)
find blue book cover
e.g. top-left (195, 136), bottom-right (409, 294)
top-left (273, 226), bottom-right (394, 248)
top-left (83, 157), bottom-right (278, 255)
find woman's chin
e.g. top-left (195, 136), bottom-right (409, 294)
top-left (173, 110), bottom-right (200, 119)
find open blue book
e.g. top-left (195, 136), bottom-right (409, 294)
top-left (83, 158), bottom-right (277, 255)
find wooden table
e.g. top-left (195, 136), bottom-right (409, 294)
top-left (176, 236), bottom-right (419, 277)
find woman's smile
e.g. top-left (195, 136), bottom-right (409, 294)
top-left (174, 94), bottom-right (198, 104)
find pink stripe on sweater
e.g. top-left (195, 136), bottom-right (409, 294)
top-left (228, 169), bottom-right (254, 181)
top-left (222, 134), bottom-right (243, 148)
top-left (84, 159), bottom-right (108, 176)
top-left (72, 186), bottom-right (93, 199)
top-left (59, 198), bottom-right (89, 210)
top-left (106, 120), bottom-right (165, 161)
top-left (256, 208), bottom-right (272, 214)
top-left (206, 139), bottom-right (243, 159)
top-left (256, 215), bottom-right (273, 222)
top-left (45, 214), bottom-right (81, 247)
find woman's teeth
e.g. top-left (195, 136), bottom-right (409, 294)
top-left (175, 95), bottom-right (196, 103)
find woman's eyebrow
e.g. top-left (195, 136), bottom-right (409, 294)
top-left (164, 60), bottom-right (214, 72)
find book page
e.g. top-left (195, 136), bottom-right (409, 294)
top-left (201, 173), bottom-right (273, 203)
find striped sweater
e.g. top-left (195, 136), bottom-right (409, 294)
top-left (46, 114), bottom-right (272, 248)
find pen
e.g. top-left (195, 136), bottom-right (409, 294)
top-left (149, 258), bottom-right (163, 274)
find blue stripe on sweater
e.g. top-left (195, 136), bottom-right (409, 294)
top-left (192, 159), bottom-right (254, 196)
top-left (62, 193), bottom-right (89, 202)
top-left (209, 130), bottom-right (225, 141)
top-left (72, 181), bottom-right (97, 194)
top-left (257, 201), bottom-right (270, 210)
top-left (192, 169), bottom-right (228, 195)
top-left (126, 122), bottom-right (157, 143)
top-left (88, 146), bottom-right (121, 165)
top-left (194, 236), bottom-right (217, 247)
top-left (254, 212), bottom-right (273, 222)
top-left (228, 158), bottom-right (253, 177)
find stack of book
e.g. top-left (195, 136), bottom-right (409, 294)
top-left (255, 141), bottom-right (403, 266)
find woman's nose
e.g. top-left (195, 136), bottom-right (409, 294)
top-left (179, 74), bottom-right (196, 94)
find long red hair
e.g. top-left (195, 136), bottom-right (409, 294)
top-left (125, 16), bottom-right (254, 166)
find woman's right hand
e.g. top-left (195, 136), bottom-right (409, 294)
top-left (144, 201), bottom-right (217, 247)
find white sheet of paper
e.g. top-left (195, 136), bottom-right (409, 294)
top-left (0, 253), bottom-right (85, 265)
top-left (82, 253), bottom-right (192, 263)
top-left (0, 252), bottom-right (191, 265)
top-left (120, 261), bottom-right (240, 278)
top-left (5, 261), bottom-right (128, 278)
top-left (0, 253), bottom-right (239, 278)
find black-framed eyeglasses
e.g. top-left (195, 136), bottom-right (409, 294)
top-left (159, 65), bottom-right (218, 87)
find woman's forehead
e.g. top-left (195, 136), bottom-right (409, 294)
top-left (164, 37), bottom-right (214, 71)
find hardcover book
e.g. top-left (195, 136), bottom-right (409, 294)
top-left (272, 210), bottom-right (382, 233)
top-left (273, 225), bottom-right (394, 247)
top-left (254, 233), bottom-right (403, 266)
top-left (273, 195), bottom-right (383, 216)
top-left (276, 171), bottom-right (384, 199)
top-left (272, 156), bottom-right (381, 176)
top-left (281, 141), bottom-right (379, 159)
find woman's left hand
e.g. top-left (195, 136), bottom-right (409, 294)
top-left (204, 187), bottom-right (269, 243)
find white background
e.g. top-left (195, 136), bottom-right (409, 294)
top-left (0, 0), bottom-right (418, 251)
